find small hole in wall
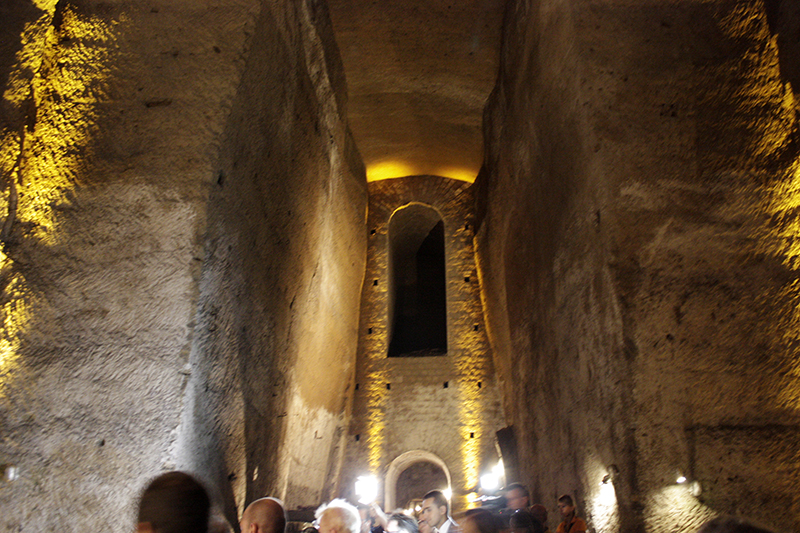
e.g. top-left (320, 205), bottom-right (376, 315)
top-left (355, 383), bottom-right (359, 390)
top-left (443, 381), bottom-right (449, 388)
top-left (370, 229), bottom-right (376, 235)
top-left (355, 434), bottom-right (360, 442)
top-left (373, 279), bottom-right (378, 286)
top-left (473, 325), bottom-right (479, 331)
top-left (464, 276), bottom-right (470, 282)
top-left (470, 432), bottom-right (475, 438)
top-left (465, 223), bottom-right (470, 230)
top-left (386, 383), bottom-right (391, 390)
top-left (477, 382), bottom-right (482, 389)
top-left (368, 328), bottom-right (373, 334)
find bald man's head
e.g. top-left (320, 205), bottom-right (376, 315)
top-left (241, 498), bottom-right (287, 533)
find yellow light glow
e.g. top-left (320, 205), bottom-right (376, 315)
top-left (432, 167), bottom-right (476, 183)
top-left (365, 370), bottom-right (388, 471)
top-left (0, 1), bottom-right (119, 408)
top-left (458, 374), bottom-right (483, 509)
top-left (452, 250), bottom-right (495, 510)
top-left (365, 161), bottom-right (477, 183)
top-left (0, 251), bottom-right (30, 399)
top-left (2, 4), bottom-right (120, 244)
top-left (32, 0), bottom-right (58, 10)
top-left (366, 161), bottom-right (417, 182)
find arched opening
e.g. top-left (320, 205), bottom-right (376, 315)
top-left (395, 461), bottom-right (448, 511)
top-left (387, 203), bottom-right (447, 357)
top-left (384, 450), bottom-right (452, 511)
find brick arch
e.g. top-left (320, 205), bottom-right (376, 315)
top-left (384, 450), bottom-right (452, 511)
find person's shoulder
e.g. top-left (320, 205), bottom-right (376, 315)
top-left (446, 518), bottom-right (461, 533)
top-left (573, 518), bottom-right (587, 532)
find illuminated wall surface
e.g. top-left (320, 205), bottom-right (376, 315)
top-left (0, 0), bottom-right (117, 387)
top-left (477, 2), bottom-right (800, 533)
top-left (2, 1), bottom-right (800, 532)
top-left (342, 176), bottom-right (503, 513)
top-left (0, 1), bottom-right (364, 531)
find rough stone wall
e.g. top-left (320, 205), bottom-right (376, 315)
top-left (0, 0), bottom-right (365, 530)
top-left (177, 0), bottom-right (367, 517)
top-left (343, 176), bottom-right (503, 513)
top-left (476, 1), bottom-right (800, 532)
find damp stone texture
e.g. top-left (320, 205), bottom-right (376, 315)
top-left (476, 1), bottom-right (800, 532)
top-left (342, 176), bottom-right (503, 514)
top-left (0, 1), bottom-right (365, 531)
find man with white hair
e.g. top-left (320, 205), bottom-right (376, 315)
top-left (316, 499), bottom-right (362, 533)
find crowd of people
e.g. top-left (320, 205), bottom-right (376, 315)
top-left (134, 471), bottom-right (773, 533)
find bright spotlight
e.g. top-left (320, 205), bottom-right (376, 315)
top-left (442, 488), bottom-right (452, 501)
top-left (480, 473), bottom-right (499, 491)
top-left (492, 461), bottom-right (505, 476)
top-left (676, 475), bottom-right (687, 484)
top-left (355, 475), bottom-right (378, 504)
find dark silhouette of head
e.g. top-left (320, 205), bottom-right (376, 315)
top-left (461, 509), bottom-right (503, 533)
top-left (241, 498), bottom-right (287, 533)
top-left (505, 483), bottom-right (530, 511)
top-left (529, 505), bottom-right (547, 528)
top-left (509, 509), bottom-right (544, 533)
top-left (137, 471), bottom-right (210, 533)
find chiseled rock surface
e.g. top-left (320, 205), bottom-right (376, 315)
top-left (476, 1), bottom-right (800, 532)
top-left (0, 1), bottom-right (365, 530)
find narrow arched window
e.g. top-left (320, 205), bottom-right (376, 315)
top-left (387, 204), bottom-right (447, 357)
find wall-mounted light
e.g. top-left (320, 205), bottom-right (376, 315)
top-left (600, 464), bottom-right (619, 485)
top-left (673, 472), bottom-right (701, 496)
top-left (355, 475), bottom-right (378, 504)
top-left (442, 488), bottom-right (452, 501)
top-left (2, 464), bottom-right (17, 482)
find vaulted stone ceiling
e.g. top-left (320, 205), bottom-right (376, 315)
top-left (327, 0), bottom-right (506, 182)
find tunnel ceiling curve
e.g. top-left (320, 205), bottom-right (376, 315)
top-left (327, 0), bottom-right (506, 182)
